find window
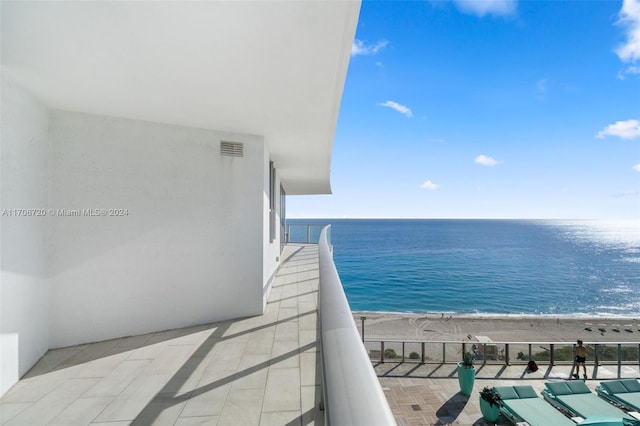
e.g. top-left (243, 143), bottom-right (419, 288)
top-left (280, 184), bottom-right (286, 250)
top-left (269, 161), bottom-right (276, 242)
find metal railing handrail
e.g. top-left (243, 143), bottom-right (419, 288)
top-left (365, 338), bottom-right (640, 345)
top-left (318, 225), bottom-right (397, 426)
top-left (363, 338), bottom-right (640, 378)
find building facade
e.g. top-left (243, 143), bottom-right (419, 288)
top-left (0, 1), bottom-right (360, 396)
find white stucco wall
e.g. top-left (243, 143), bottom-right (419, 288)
top-left (0, 84), bottom-right (285, 395)
top-left (0, 77), bottom-right (51, 395)
top-left (48, 111), bottom-right (267, 348)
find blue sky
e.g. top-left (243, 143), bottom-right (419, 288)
top-left (289, 0), bottom-right (640, 219)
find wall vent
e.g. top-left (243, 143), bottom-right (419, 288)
top-left (220, 141), bottom-right (244, 157)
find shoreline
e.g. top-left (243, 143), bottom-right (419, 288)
top-left (354, 310), bottom-right (640, 320)
top-left (352, 311), bottom-right (640, 343)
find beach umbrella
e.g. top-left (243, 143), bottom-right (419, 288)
top-left (579, 416), bottom-right (640, 426)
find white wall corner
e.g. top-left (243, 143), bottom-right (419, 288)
top-left (0, 76), bottom-right (51, 395)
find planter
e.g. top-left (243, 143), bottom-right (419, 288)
top-left (456, 361), bottom-right (475, 396)
top-left (479, 397), bottom-right (501, 422)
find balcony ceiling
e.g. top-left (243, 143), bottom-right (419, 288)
top-left (1, 1), bottom-right (360, 195)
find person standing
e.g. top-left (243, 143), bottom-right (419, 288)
top-left (572, 339), bottom-right (588, 379)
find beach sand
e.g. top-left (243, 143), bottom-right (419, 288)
top-left (353, 312), bottom-right (640, 343)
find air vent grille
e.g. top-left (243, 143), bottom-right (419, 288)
top-left (220, 141), bottom-right (244, 157)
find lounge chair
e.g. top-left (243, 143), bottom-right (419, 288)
top-left (542, 380), bottom-right (637, 420)
top-left (596, 379), bottom-right (640, 412)
top-left (494, 385), bottom-right (575, 426)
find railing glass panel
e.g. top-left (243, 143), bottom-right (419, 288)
top-left (363, 339), bottom-right (640, 376)
top-left (318, 225), bottom-right (396, 426)
top-left (286, 224), bottom-right (327, 244)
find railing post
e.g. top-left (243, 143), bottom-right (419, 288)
top-left (528, 344), bottom-right (532, 361)
top-left (594, 344), bottom-right (599, 366)
top-left (505, 344), bottom-right (509, 365)
top-left (618, 344), bottom-right (622, 378)
top-left (306, 225), bottom-right (311, 243)
top-left (422, 342), bottom-right (426, 364)
top-left (550, 344), bottom-right (555, 366)
top-left (442, 342), bottom-right (445, 363)
top-left (381, 341), bottom-right (385, 364)
top-left (402, 342), bottom-right (405, 362)
top-left (462, 342), bottom-right (466, 360)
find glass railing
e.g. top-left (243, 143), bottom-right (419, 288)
top-left (317, 225), bottom-right (396, 426)
top-left (285, 223), bottom-right (328, 244)
top-left (362, 339), bottom-right (640, 378)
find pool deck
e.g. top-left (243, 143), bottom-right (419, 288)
top-left (377, 361), bottom-right (640, 425)
top-left (1, 244), bottom-right (638, 425)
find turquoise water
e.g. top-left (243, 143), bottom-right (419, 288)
top-left (287, 219), bottom-right (640, 317)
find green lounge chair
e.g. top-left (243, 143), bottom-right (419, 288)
top-left (494, 385), bottom-right (575, 426)
top-left (597, 380), bottom-right (640, 412)
top-left (542, 381), bottom-right (635, 420)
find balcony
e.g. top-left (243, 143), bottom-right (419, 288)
top-left (1, 231), bottom-right (638, 425)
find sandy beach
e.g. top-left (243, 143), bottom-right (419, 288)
top-left (353, 312), bottom-right (640, 343)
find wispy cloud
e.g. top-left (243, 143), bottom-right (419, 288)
top-left (475, 154), bottom-right (500, 166)
top-left (379, 100), bottom-right (413, 117)
top-left (612, 189), bottom-right (639, 198)
top-left (617, 65), bottom-right (640, 79)
top-left (351, 39), bottom-right (388, 56)
top-left (420, 180), bottom-right (440, 190)
top-left (452, 0), bottom-right (517, 17)
top-left (615, 0), bottom-right (640, 63)
top-left (633, 163), bottom-right (640, 172)
top-left (596, 119), bottom-right (640, 139)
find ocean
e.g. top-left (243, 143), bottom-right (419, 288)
top-left (286, 219), bottom-right (640, 317)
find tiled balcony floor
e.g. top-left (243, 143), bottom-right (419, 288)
top-left (0, 244), bottom-right (322, 426)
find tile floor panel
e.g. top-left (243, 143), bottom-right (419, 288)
top-left (4, 378), bottom-right (100, 426)
top-left (49, 397), bottom-right (117, 426)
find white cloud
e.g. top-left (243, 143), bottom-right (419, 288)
top-left (617, 65), bottom-right (640, 79)
top-left (612, 189), bottom-right (640, 197)
top-left (633, 163), bottom-right (640, 172)
top-left (616, 0), bottom-right (640, 63)
top-left (351, 39), bottom-right (388, 56)
top-left (420, 180), bottom-right (440, 190)
top-left (474, 154), bottom-right (500, 166)
top-left (452, 0), bottom-right (517, 17)
top-left (596, 119), bottom-right (640, 139)
top-left (379, 100), bottom-right (413, 117)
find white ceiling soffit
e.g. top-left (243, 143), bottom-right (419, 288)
top-left (1, 1), bottom-right (361, 195)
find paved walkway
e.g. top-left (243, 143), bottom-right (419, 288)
top-left (0, 244), bottom-right (322, 426)
top-left (377, 361), bottom-right (640, 425)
